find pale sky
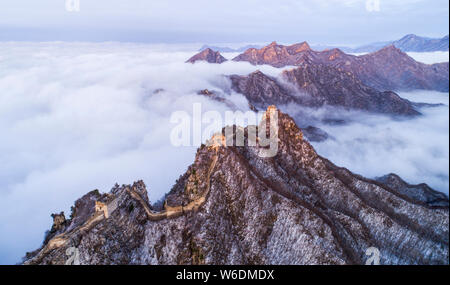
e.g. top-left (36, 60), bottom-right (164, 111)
top-left (0, 0), bottom-right (448, 45)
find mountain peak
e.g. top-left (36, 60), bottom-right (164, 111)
top-left (233, 41), bottom-right (313, 67)
top-left (402, 34), bottom-right (419, 39)
top-left (250, 70), bottom-right (265, 76)
top-left (186, 48), bottom-right (227, 64)
top-left (288, 41), bottom-right (311, 53)
top-left (376, 44), bottom-right (404, 54)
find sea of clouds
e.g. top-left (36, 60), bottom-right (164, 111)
top-left (407, 51), bottom-right (449, 64)
top-left (0, 42), bottom-right (448, 264)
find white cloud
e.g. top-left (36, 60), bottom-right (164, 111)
top-left (407, 51), bottom-right (449, 64)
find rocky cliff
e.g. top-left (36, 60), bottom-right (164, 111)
top-left (23, 107), bottom-right (449, 265)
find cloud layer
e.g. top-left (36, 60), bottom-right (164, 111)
top-left (406, 51), bottom-right (449, 64)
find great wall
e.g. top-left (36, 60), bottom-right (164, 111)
top-left (125, 132), bottom-right (224, 221)
top-left (24, 133), bottom-right (225, 264)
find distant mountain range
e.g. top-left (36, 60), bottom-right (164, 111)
top-left (231, 42), bottom-right (448, 92)
top-left (199, 34), bottom-right (449, 55)
top-left (198, 44), bottom-right (262, 53)
top-left (348, 34), bottom-right (449, 53)
top-left (185, 41), bottom-right (449, 118)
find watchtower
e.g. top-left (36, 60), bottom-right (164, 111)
top-left (95, 201), bottom-right (109, 218)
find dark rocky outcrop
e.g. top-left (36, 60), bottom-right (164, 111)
top-left (228, 65), bottom-right (420, 116)
top-left (186, 48), bottom-right (227, 64)
top-left (301, 126), bottom-right (330, 142)
top-left (376, 174), bottom-right (449, 208)
top-left (196, 89), bottom-right (257, 111)
top-left (197, 89), bottom-right (238, 109)
top-left (43, 212), bottom-right (67, 245)
top-left (229, 71), bottom-right (294, 110)
top-left (281, 62), bottom-right (420, 115)
top-left (23, 107), bottom-right (448, 265)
